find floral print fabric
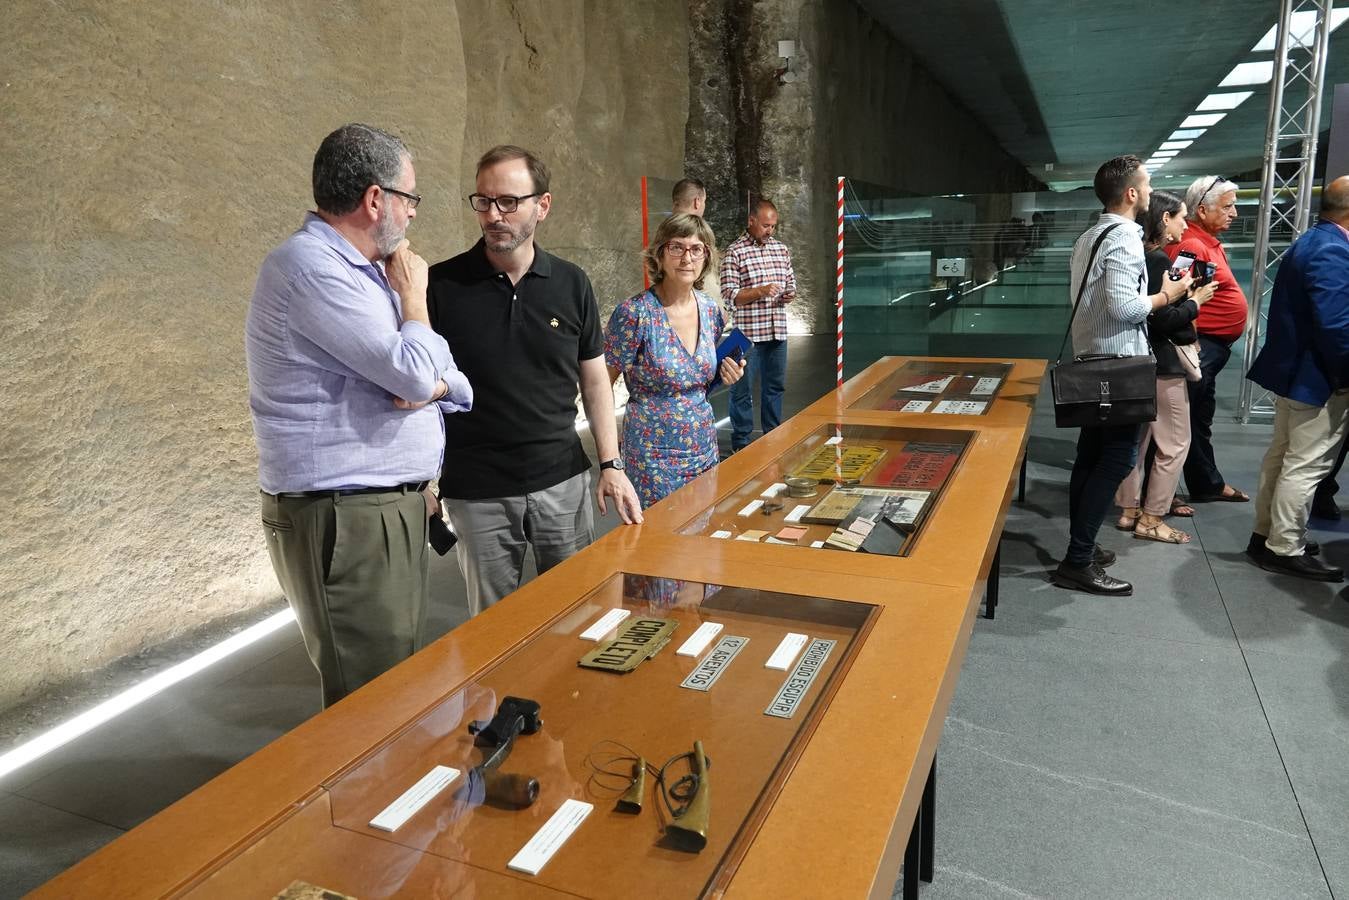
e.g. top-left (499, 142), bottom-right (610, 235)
top-left (604, 288), bottom-right (725, 508)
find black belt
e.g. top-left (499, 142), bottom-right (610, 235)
top-left (271, 480), bottom-right (429, 500)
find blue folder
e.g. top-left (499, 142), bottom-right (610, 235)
top-left (707, 327), bottom-right (751, 393)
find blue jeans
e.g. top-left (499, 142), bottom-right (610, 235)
top-left (730, 339), bottom-right (787, 450)
top-left (1066, 423), bottom-right (1142, 567)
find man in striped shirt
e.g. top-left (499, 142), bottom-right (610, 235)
top-left (721, 198), bottom-right (797, 450)
top-left (1053, 155), bottom-right (1196, 597)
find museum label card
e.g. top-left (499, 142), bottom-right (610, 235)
top-left (507, 799), bottom-right (593, 875)
top-left (737, 499), bottom-right (765, 516)
top-left (900, 399), bottom-right (932, 412)
top-left (676, 621), bottom-right (724, 657)
top-left (784, 504), bottom-right (811, 523)
top-left (970, 376), bottom-right (1001, 396)
top-left (765, 632), bottom-right (809, 670)
top-left (579, 608), bottom-right (631, 641)
top-left (933, 399), bottom-right (986, 415)
top-left (710, 529), bottom-right (733, 539)
top-left (369, 765), bottom-right (460, 832)
top-left (761, 482), bottom-right (788, 498)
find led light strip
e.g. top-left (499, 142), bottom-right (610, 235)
top-left (0, 609), bottom-right (297, 780)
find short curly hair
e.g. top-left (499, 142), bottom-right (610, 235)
top-left (312, 123), bottom-right (409, 216)
top-left (643, 214), bottom-right (718, 290)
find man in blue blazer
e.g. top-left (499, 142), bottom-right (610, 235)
top-left (1246, 175), bottom-right (1349, 581)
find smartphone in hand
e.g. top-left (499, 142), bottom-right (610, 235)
top-left (1168, 251), bottom-right (1196, 281)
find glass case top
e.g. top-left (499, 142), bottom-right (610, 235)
top-left (296, 573), bottom-right (878, 899)
top-left (852, 360), bottom-right (1014, 415)
top-left (679, 423), bottom-right (973, 557)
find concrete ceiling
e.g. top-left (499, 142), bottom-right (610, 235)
top-left (855, 0), bottom-right (1349, 189)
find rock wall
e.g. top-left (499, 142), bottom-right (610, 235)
top-left (687, 0), bottom-right (1043, 332)
top-left (0, 0), bottom-right (686, 711)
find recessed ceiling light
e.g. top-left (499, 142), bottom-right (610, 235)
top-left (1159, 140), bottom-right (1194, 150)
top-left (1252, 9), bottom-right (1349, 52)
top-left (1220, 61), bottom-right (1275, 87)
top-left (1152, 152), bottom-right (1179, 159)
top-left (1182, 113), bottom-right (1227, 128)
top-left (1197, 91), bottom-right (1254, 111)
top-left (1169, 129), bottom-right (1207, 141)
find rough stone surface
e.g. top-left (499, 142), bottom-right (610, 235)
top-left (0, 0), bottom-right (685, 713)
top-left (686, 0), bottom-right (1044, 332)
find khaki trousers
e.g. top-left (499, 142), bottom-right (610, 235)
top-left (443, 470), bottom-right (595, 616)
top-left (261, 487), bottom-right (431, 708)
top-left (1115, 376), bottom-right (1192, 516)
top-left (1253, 392), bottom-right (1349, 556)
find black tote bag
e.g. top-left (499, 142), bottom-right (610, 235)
top-left (1051, 224), bottom-right (1157, 428)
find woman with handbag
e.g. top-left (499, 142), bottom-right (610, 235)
top-left (1114, 192), bottom-right (1217, 542)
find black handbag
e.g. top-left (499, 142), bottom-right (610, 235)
top-left (1051, 224), bottom-right (1158, 428)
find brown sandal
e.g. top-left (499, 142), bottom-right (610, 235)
top-left (1116, 508), bottom-right (1141, 531)
top-left (1134, 520), bottom-right (1191, 544)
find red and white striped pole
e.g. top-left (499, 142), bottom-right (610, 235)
top-left (835, 176), bottom-right (845, 388)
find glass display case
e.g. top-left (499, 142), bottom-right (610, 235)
top-left (679, 423), bottom-right (973, 557)
top-left (188, 573), bottom-right (877, 900)
top-left (850, 360), bottom-right (1014, 416)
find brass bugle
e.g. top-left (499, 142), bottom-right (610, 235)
top-left (665, 741), bottom-right (709, 852)
top-left (617, 757), bottom-right (645, 813)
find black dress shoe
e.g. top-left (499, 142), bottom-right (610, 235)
top-left (1311, 494), bottom-right (1342, 521)
top-left (1093, 545), bottom-right (1117, 568)
top-left (1052, 562), bottom-right (1133, 595)
top-left (1248, 533), bottom-right (1320, 557)
top-left (1257, 552), bottom-right (1344, 582)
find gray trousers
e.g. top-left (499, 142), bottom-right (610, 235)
top-left (443, 470), bottom-right (595, 616)
top-left (260, 487), bottom-right (431, 708)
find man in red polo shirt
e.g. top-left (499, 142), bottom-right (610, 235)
top-left (1166, 175), bottom-right (1249, 503)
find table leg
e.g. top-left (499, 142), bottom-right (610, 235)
top-left (920, 755), bottom-right (935, 883)
top-left (984, 541), bottom-right (1000, 620)
top-left (902, 802), bottom-right (920, 900)
top-left (1018, 453), bottom-right (1028, 502)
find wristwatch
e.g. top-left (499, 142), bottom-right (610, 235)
top-left (599, 458), bottom-right (625, 472)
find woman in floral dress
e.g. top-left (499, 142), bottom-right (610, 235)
top-left (606, 214), bottom-right (746, 508)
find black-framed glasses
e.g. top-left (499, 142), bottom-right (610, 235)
top-left (1196, 175), bottom-right (1227, 209)
top-left (468, 193), bottom-right (542, 214)
top-left (381, 186), bottom-right (422, 209)
top-left (663, 242), bottom-right (707, 260)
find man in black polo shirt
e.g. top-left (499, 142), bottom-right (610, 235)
top-left (428, 145), bottom-right (642, 614)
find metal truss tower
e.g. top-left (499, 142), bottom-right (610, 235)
top-left (1238, 0), bottom-right (1335, 421)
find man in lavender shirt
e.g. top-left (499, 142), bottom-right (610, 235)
top-left (246, 124), bottom-right (472, 707)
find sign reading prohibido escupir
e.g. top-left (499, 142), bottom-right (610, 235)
top-left (765, 638), bottom-right (836, 718)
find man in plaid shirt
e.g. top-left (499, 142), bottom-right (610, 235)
top-left (720, 198), bottom-right (797, 450)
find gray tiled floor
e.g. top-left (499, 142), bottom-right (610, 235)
top-left (3, 337), bottom-right (1347, 899)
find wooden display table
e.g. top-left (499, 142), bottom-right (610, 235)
top-left (33, 357), bottom-right (1043, 900)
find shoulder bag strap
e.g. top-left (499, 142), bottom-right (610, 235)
top-left (1056, 223), bottom-right (1122, 364)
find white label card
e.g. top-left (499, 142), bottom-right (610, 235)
top-left (810, 540), bottom-right (826, 548)
top-left (907, 375), bottom-right (955, 393)
top-left (933, 400), bottom-right (987, 415)
top-left (507, 799), bottom-right (593, 876)
top-left (900, 400), bottom-right (931, 412)
top-left (761, 482), bottom-right (787, 498)
top-left (970, 377), bottom-right (1001, 396)
top-left (711, 530), bottom-right (733, 539)
top-left (765, 632), bottom-right (809, 670)
top-left (738, 499), bottom-right (765, 517)
top-left (677, 621), bottom-right (724, 657)
top-left (824, 435), bottom-right (843, 446)
top-left (369, 765), bottom-right (460, 832)
top-left (579, 608), bottom-right (631, 641)
top-left (784, 504), bottom-right (811, 524)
